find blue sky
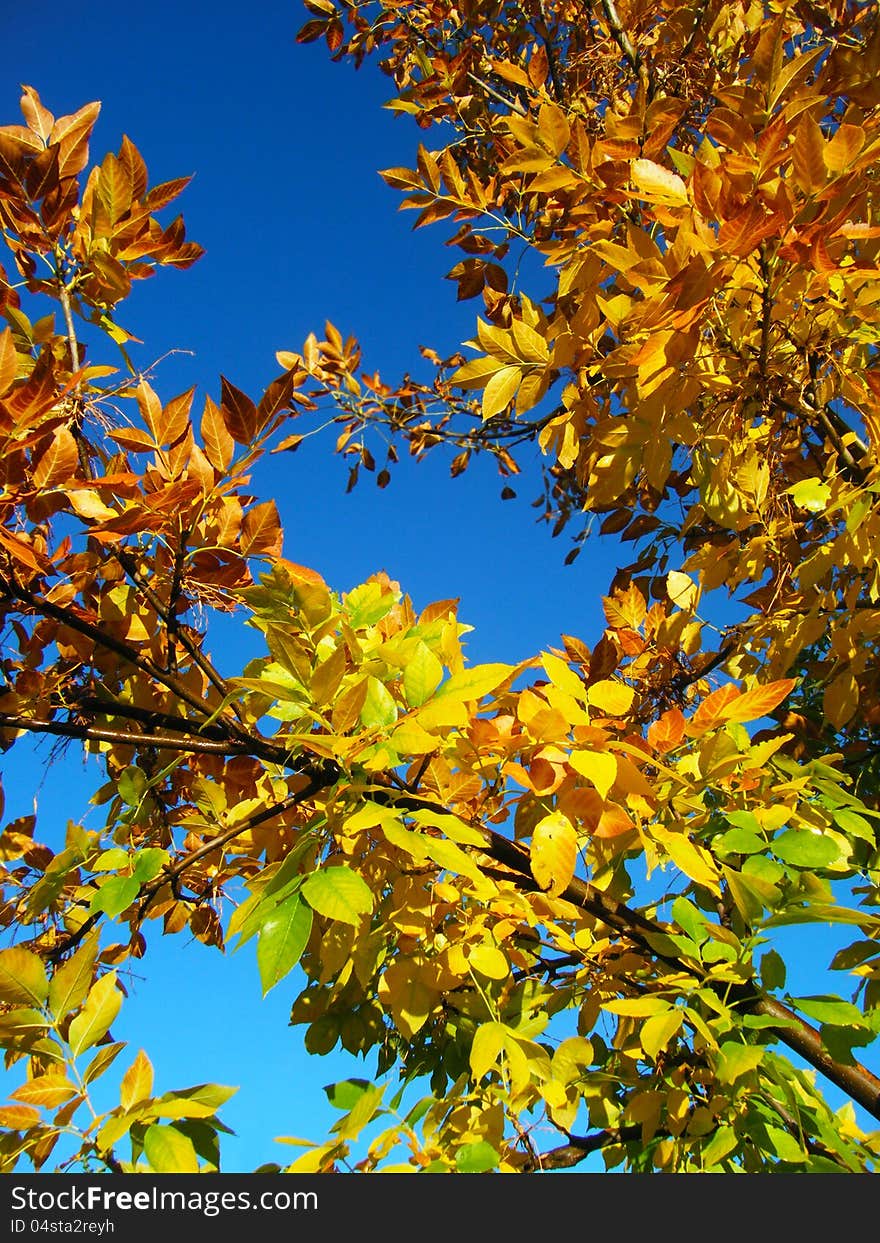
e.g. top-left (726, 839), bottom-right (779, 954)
top-left (3, 0), bottom-right (876, 1171)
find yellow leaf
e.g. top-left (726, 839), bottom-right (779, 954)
top-left (542, 652), bottom-right (586, 701)
top-left (604, 997), bottom-right (672, 1017)
top-left (510, 318), bottom-right (549, 364)
top-left (390, 719), bottom-right (439, 756)
top-left (468, 944), bottom-right (509, 980)
top-left (630, 158), bottom-right (688, 205)
top-left (569, 749), bottom-right (618, 799)
top-left (470, 1022), bottom-right (507, 1080)
top-left (666, 570), bottom-right (698, 610)
top-left (433, 663), bottom-right (512, 704)
top-left (654, 829), bottom-right (721, 895)
top-left (0, 1104), bottom-right (41, 1128)
top-left (530, 812), bottom-right (577, 896)
top-left (587, 680), bottom-right (634, 715)
top-left (378, 959), bottom-right (435, 1039)
top-left (0, 946), bottom-right (49, 1007)
top-left (10, 1075), bottom-right (77, 1109)
top-left (640, 1009), bottom-right (684, 1060)
top-left (120, 1049), bottom-right (154, 1111)
top-left (482, 365), bottom-right (521, 419)
top-left (67, 972), bottom-right (122, 1056)
top-left (67, 490), bottom-right (118, 522)
top-left (787, 479), bottom-right (830, 512)
top-left (824, 672), bottom-right (858, 729)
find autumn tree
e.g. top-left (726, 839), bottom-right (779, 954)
top-left (1, 0), bottom-right (880, 1173)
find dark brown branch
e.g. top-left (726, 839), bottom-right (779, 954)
top-left (0, 712), bottom-right (254, 756)
top-left (138, 769), bottom-right (332, 914)
top-left (803, 352), bottom-right (868, 484)
top-left (758, 244), bottom-right (772, 378)
top-left (752, 995), bottom-right (880, 1120)
top-left (0, 572), bottom-right (215, 722)
top-left (537, 1124), bottom-right (645, 1170)
top-left (473, 820), bottom-right (880, 1123)
top-left (598, 0), bottom-right (650, 95)
top-left (71, 694), bottom-right (232, 742)
top-left (672, 638), bottom-right (737, 692)
top-left (114, 548), bottom-right (236, 709)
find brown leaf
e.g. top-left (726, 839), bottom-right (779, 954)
top-left (220, 377), bottom-right (258, 445)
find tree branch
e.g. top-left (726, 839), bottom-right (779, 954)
top-left (0, 572), bottom-right (216, 722)
top-left (114, 547), bottom-right (238, 711)
top-left (0, 712), bottom-right (256, 756)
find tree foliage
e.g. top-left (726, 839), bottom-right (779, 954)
top-left (1, 0), bottom-right (880, 1173)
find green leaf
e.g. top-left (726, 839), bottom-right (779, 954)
top-left (91, 848), bottom-right (129, 872)
top-left (765, 1125), bottom-right (807, 1163)
top-left (324, 1078), bottom-right (373, 1110)
top-left (718, 828), bottom-right (765, 855)
top-left (772, 830), bottom-right (842, 868)
top-left (760, 949), bottom-right (786, 991)
top-left (832, 809), bottom-right (875, 844)
top-left (434, 663), bottom-right (512, 703)
top-left (722, 867), bottom-right (765, 924)
top-left (700, 1125), bottom-right (739, 1168)
top-left (143, 1123), bottom-right (199, 1173)
top-left (456, 1140), bottom-right (500, 1172)
top-left (68, 972), bottom-right (122, 1056)
top-left (118, 766), bottom-right (148, 806)
top-left (787, 478), bottom-right (830, 512)
top-left (403, 641), bottom-right (444, 708)
top-left (345, 582), bottom-right (397, 629)
top-left (725, 811), bottom-right (764, 834)
top-left (170, 1083), bottom-right (237, 1112)
top-left (302, 866), bottom-right (373, 926)
top-left (715, 1041), bottom-right (764, 1085)
top-left (763, 903), bottom-right (880, 928)
top-left (792, 995), bottom-right (866, 1027)
top-left (360, 676), bottom-right (398, 729)
top-left (256, 895), bottom-right (312, 995)
top-left (330, 1083), bottom-right (384, 1142)
top-left (671, 897), bottom-right (708, 946)
top-left (89, 875), bottom-right (140, 918)
top-left (0, 946), bottom-right (49, 1007)
top-left (0, 1008), bottom-right (49, 1040)
top-left (132, 848), bottom-right (169, 883)
top-left (829, 941), bottom-right (880, 971)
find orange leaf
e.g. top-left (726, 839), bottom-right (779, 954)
top-left (241, 501), bottom-right (282, 558)
top-left (201, 395), bottom-right (234, 472)
top-left (220, 377), bottom-right (258, 445)
top-left (594, 802), bottom-right (636, 839)
top-left (688, 684), bottom-right (741, 735)
top-left (0, 327), bottom-right (17, 396)
top-left (647, 708), bottom-right (685, 753)
top-left (31, 427), bottom-right (78, 490)
top-left (720, 679), bottom-right (796, 725)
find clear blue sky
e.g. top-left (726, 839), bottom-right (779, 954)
top-left (3, 0), bottom-right (873, 1171)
